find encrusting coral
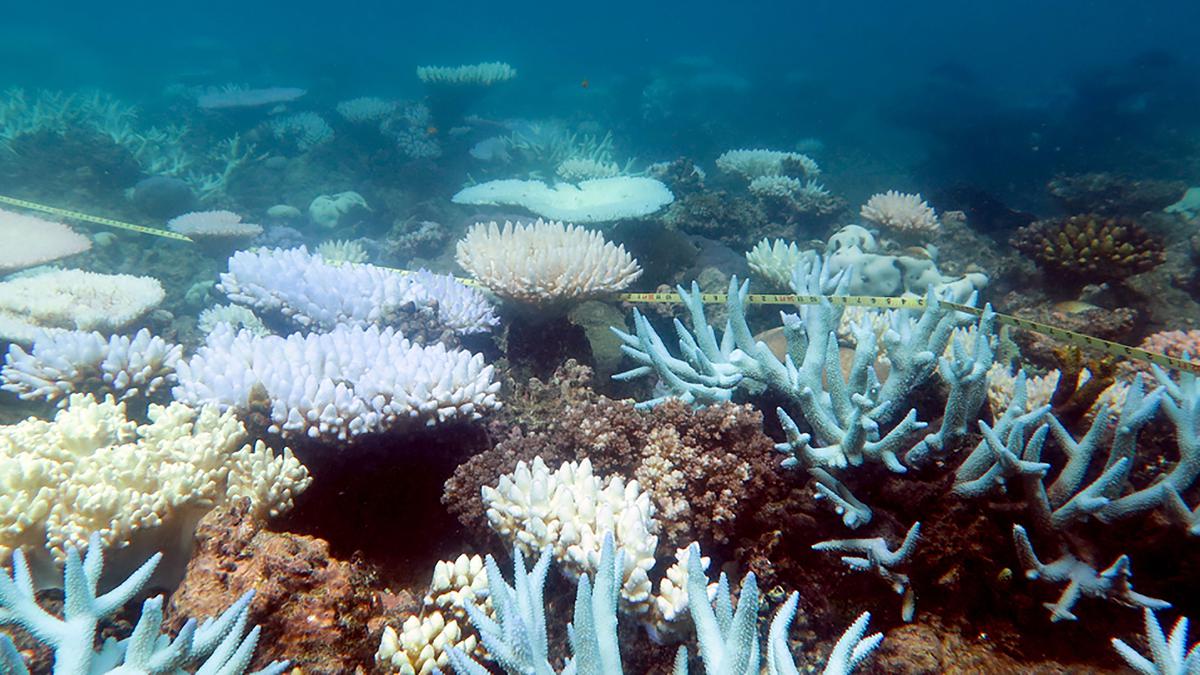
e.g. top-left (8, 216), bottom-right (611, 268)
top-left (1011, 214), bottom-right (1165, 284)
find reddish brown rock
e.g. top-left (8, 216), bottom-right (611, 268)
top-left (166, 502), bottom-right (379, 672)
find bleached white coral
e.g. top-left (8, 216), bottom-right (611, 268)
top-left (377, 553), bottom-right (493, 675)
top-left (748, 175), bottom-right (836, 214)
top-left (172, 324), bottom-right (501, 442)
top-left (715, 148), bottom-right (820, 180)
top-left (860, 190), bottom-right (940, 236)
top-left (0, 393), bottom-right (310, 569)
top-left (167, 210), bottom-right (262, 238)
top-left (0, 268), bottom-right (164, 343)
top-left (269, 112), bottom-right (333, 150)
top-left (482, 456), bottom-right (658, 613)
top-left (455, 219), bottom-right (642, 305)
top-left (416, 62), bottom-right (516, 85)
top-left (218, 247), bottom-right (497, 335)
top-left (0, 209), bottom-right (91, 272)
top-left (1, 328), bottom-right (181, 405)
top-left (556, 157), bottom-right (620, 182)
top-left (315, 238), bottom-right (369, 265)
top-left (197, 303), bottom-right (270, 337)
top-left (336, 97), bottom-right (398, 123)
top-left (746, 238), bottom-right (813, 287)
top-left (452, 177), bottom-right (673, 223)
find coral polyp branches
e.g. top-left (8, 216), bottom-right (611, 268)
top-left (1011, 214), bottom-right (1165, 284)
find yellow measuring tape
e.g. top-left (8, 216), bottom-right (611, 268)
top-left (615, 290), bottom-right (1200, 376)
top-left (2, 195), bottom-right (1192, 374)
top-left (0, 194), bottom-right (194, 242)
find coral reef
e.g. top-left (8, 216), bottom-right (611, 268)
top-left (1048, 173), bottom-right (1188, 216)
top-left (173, 324), bottom-right (501, 442)
top-left (0, 532), bottom-right (289, 674)
top-left (1011, 214), bottom-right (1165, 285)
top-left (0, 209), bottom-right (91, 272)
top-left (445, 363), bottom-right (777, 553)
top-left (168, 502), bottom-right (377, 672)
top-left (0, 393), bottom-right (309, 587)
top-left (456, 219), bottom-right (642, 307)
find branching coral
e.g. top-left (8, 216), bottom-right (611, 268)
top-left (1011, 214), bottom-right (1165, 284)
top-left (173, 324), bottom-right (500, 442)
top-left (0, 533), bottom-right (289, 674)
top-left (613, 256), bottom-right (990, 527)
top-left (2, 328), bottom-right (181, 405)
top-left (0, 393), bottom-right (310, 580)
top-left (218, 247), bottom-right (497, 337)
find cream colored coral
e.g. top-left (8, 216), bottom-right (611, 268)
top-left (425, 553), bottom-right (490, 614)
top-left (0, 268), bottom-right (164, 342)
top-left (746, 238), bottom-right (811, 288)
top-left (0, 209), bottom-right (91, 272)
top-left (456, 219), bottom-right (642, 305)
top-left (482, 456), bottom-right (658, 612)
top-left (377, 553), bottom-right (492, 675)
top-left (315, 239), bottom-right (368, 266)
top-left (376, 613), bottom-right (478, 675)
top-left (986, 364), bottom-right (1060, 414)
top-left (0, 393), bottom-right (310, 564)
top-left (859, 190), bottom-right (940, 236)
top-left (652, 546), bottom-right (715, 630)
top-left (196, 304), bottom-right (269, 337)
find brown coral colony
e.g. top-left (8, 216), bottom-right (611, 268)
top-left (1012, 213), bottom-right (1165, 283)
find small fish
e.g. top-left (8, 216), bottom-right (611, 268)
top-left (580, 79), bottom-right (590, 89)
top-left (426, 126), bottom-right (438, 136)
top-left (1053, 300), bottom-right (1100, 314)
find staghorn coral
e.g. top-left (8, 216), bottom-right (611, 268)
top-left (1011, 214), bottom-right (1165, 285)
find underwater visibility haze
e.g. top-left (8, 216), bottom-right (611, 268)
top-left (1, 0), bottom-right (1200, 672)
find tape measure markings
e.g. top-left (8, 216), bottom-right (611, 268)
top-left (0, 194), bottom-right (194, 242)
top-left (1, 195), bottom-right (1190, 374)
top-left (611, 289), bottom-right (1200, 376)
